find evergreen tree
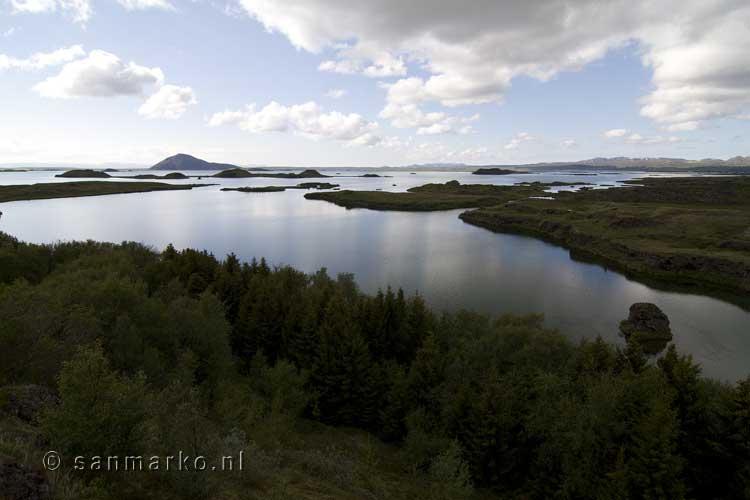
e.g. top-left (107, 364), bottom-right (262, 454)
top-left (310, 293), bottom-right (380, 428)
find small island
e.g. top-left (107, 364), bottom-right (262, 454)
top-left (213, 168), bottom-right (330, 179)
top-left (472, 167), bottom-right (528, 175)
top-left (620, 302), bottom-right (673, 354)
top-left (55, 169), bottom-right (111, 179)
top-left (122, 172), bottom-right (190, 180)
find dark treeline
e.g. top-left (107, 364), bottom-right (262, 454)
top-left (0, 231), bottom-right (748, 499)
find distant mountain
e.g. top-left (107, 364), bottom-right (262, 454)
top-left (150, 154), bottom-right (241, 171)
top-left (499, 156), bottom-right (750, 170)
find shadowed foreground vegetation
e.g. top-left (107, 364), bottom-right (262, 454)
top-left (0, 181), bottom-right (212, 204)
top-left (307, 177), bottom-right (750, 294)
top-left (0, 232), bottom-right (748, 499)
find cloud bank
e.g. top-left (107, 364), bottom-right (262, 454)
top-left (209, 101), bottom-right (380, 146)
top-left (33, 50), bottom-right (164, 98)
top-left (237, 0), bottom-right (750, 130)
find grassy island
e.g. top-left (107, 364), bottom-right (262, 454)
top-left (472, 167), bottom-right (527, 175)
top-left (55, 169), bottom-right (111, 178)
top-left (213, 168), bottom-right (329, 179)
top-left (0, 181), bottom-right (212, 203)
top-left (305, 180), bottom-right (556, 211)
top-left (120, 172), bottom-right (190, 180)
top-left (222, 182), bottom-right (340, 193)
top-left (306, 177), bottom-right (750, 294)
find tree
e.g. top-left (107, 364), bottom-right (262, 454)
top-left (310, 293), bottom-right (380, 428)
top-left (43, 343), bottom-right (147, 458)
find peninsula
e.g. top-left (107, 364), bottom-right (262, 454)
top-left (0, 181), bottom-right (212, 203)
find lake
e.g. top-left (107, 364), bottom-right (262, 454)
top-left (1, 169), bottom-right (748, 382)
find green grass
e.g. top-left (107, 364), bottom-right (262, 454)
top-left (0, 181), bottom-right (212, 204)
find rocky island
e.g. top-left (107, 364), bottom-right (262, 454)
top-left (472, 167), bottom-right (528, 175)
top-left (55, 169), bottom-right (111, 178)
top-left (620, 302), bottom-right (673, 354)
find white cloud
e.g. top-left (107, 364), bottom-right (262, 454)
top-left (209, 101), bottom-right (380, 146)
top-left (504, 132), bottom-right (534, 150)
top-left (562, 139), bottom-right (577, 148)
top-left (325, 88), bottom-right (347, 99)
top-left (625, 133), bottom-right (683, 145)
top-left (379, 103), bottom-right (445, 129)
top-left (399, 141), bottom-right (495, 163)
top-left (117, 0), bottom-right (174, 10)
top-left (138, 84), bottom-right (197, 119)
top-left (317, 42), bottom-right (407, 78)
top-left (603, 128), bottom-right (629, 138)
top-left (10, 0), bottom-right (56, 14)
top-left (455, 147), bottom-right (491, 161)
top-left (3, 27), bottom-right (17, 37)
top-left (11, 0), bottom-right (92, 23)
top-left (0, 44), bottom-right (85, 71)
top-left (237, 1), bottom-right (750, 129)
top-left (379, 102), bottom-right (477, 135)
top-left (663, 121), bottom-right (700, 132)
top-left (605, 129), bottom-right (684, 144)
top-left (10, 0), bottom-right (175, 21)
top-left (33, 50), bottom-right (164, 98)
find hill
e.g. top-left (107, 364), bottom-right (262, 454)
top-left (150, 153), bottom-right (241, 171)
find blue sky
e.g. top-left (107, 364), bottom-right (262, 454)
top-left (1, 0), bottom-right (748, 167)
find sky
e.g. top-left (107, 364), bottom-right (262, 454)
top-left (1, 0), bottom-right (749, 167)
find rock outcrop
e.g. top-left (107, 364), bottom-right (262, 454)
top-left (619, 303), bottom-right (672, 354)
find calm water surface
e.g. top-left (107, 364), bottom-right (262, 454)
top-left (1, 169), bottom-right (748, 381)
